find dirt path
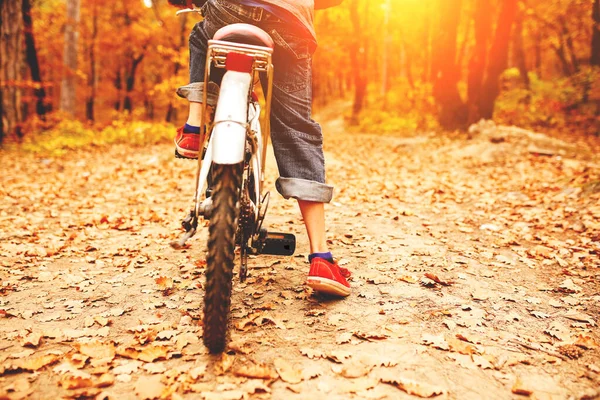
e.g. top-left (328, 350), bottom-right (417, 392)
top-left (1, 112), bottom-right (599, 400)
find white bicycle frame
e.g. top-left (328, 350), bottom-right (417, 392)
top-left (193, 40), bottom-right (275, 224)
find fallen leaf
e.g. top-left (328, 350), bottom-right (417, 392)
top-left (398, 275), bottom-right (419, 284)
top-left (135, 375), bottom-right (166, 400)
top-left (331, 362), bottom-right (373, 378)
top-left (327, 350), bottom-right (352, 363)
top-left (530, 311), bottom-right (550, 319)
top-left (274, 358), bottom-right (302, 384)
top-left (558, 278), bottom-right (582, 293)
top-left (155, 276), bottom-right (174, 291)
top-left (188, 364), bottom-right (207, 380)
top-left (424, 272), bottom-right (454, 286)
top-left (422, 334), bottom-right (449, 351)
top-left (472, 354), bottom-right (494, 369)
top-left (60, 374), bottom-right (94, 390)
top-left (112, 361), bottom-right (141, 375)
top-left (156, 330), bottom-right (177, 340)
top-left (381, 374), bottom-right (446, 398)
top-left (227, 339), bottom-right (253, 355)
top-left (10, 354), bottom-right (59, 372)
top-left (573, 335), bottom-right (598, 350)
top-left (94, 316), bottom-right (110, 327)
top-left (95, 373), bottom-right (115, 388)
top-left (0, 377), bottom-right (32, 399)
top-left (116, 346), bottom-right (140, 360)
top-left (301, 364), bottom-right (323, 380)
top-left (233, 363), bottom-right (278, 380)
top-left (353, 330), bottom-right (389, 341)
top-left (563, 311), bottom-right (596, 326)
top-left (544, 321), bottom-right (570, 341)
top-left (142, 363), bottom-right (167, 374)
top-left (336, 332), bottom-right (353, 344)
top-left (471, 288), bottom-right (490, 301)
top-left (300, 347), bottom-right (326, 360)
top-left (215, 353), bottom-right (235, 375)
top-left (138, 345), bottom-right (168, 362)
top-left (176, 332), bottom-right (198, 350)
top-left (75, 341), bottom-right (115, 360)
top-left (587, 364), bottom-right (600, 373)
top-left (512, 377), bottom-right (533, 396)
top-left (21, 332), bottom-right (42, 347)
top-left (446, 337), bottom-right (477, 355)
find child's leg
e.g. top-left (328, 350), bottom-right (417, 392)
top-left (298, 200), bottom-right (328, 254)
top-left (187, 102), bottom-right (204, 126)
top-left (262, 28), bottom-right (350, 296)
top-left (174, 8), bottom-right (227, 158)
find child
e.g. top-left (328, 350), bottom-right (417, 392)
top-left (171, 0), bottom-right (350, 297)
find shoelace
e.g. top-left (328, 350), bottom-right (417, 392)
top-left (337, 265), bottom-right (351, 278)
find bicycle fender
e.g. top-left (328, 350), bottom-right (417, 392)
top-left (211, 71), bottom-right (253, 164)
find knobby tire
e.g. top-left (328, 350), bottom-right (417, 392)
top-left (203, 163), bottom-right (243, 354)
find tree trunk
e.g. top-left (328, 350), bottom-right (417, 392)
top-left (467, 0), bottom-right (492, 124)
top-left (592, 0), bottom-right (600, 66)
top-left (22, 0), bottom-right (46, 117)
top-left (513, 6), bottom-right (530, 88)
top-left (1, 0), bottom-right (26, 144)
top-left (60, 0), bottom-right (81, 116)
top-left (123, 54), bottom-right (144, 112)
top-left (560, 16), bottom-right (579, 73)
top-left (432, 0), bottom-right (466, 129)
top-left (534, 31), bottom-right (542, 78)
top-left (86, 0), bottom-right (98, 121)
top-left (552, 41), bottom-right (573, 76)
top-left (348, 0), bottom-right (369, 122)
top-left (114, 70), bottom-right (122, 111)
top-left (456, 18), bottom-right (471, 76)
top-left (479, 0), bottom-right (518, 120)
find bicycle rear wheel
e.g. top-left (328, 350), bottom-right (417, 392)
top-left (203, 163), bottom-right (243, 353)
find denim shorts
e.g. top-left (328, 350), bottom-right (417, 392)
top-left (180, 0), bottom-right (333, 203)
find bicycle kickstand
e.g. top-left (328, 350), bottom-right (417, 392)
top-left (170, 210), bottom-right (198, 249)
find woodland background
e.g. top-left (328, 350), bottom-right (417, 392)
top-left (1, 0), bottom-right (600, 151)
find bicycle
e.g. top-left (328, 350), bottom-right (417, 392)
top-left (170, 16), bottom-right (296, 353)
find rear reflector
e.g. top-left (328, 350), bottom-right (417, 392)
top-left (225, 52), bottom-right (254, 73)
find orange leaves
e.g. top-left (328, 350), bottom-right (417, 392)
top-left (273, 358), bottom-right (302, 384)
top-left (381, 373), bottom-right (446, 398)
top-left (1, 354), bottom-right (59, 374)
top-left (74, 341), bottom-right (116, 361)
top-left (138, 345), bottom-right (169, 363)
top-left (114, 344), bottom-right (169, 363)
top-left (155, 276), bottom-right (174, 290)
top-left (233, 363), bottom-right (278, 380)
top-left (135, 375), bottom-right (167, 400)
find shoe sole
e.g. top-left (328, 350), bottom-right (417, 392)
top-left (306, 277), bottom-right (351, 297)
top-left (174, 141), bottom-right (199, 159)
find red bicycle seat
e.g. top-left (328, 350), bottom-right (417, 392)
top-left (213, 23), bottom-right (274, 49)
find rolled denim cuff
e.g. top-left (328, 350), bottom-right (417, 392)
top-left (276, 177), bottom-right (333, 203)
top-left (176, 82), bottom-right (220, 106)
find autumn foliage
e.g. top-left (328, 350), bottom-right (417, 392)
top-left (1, 0), bottom-right (599, 147)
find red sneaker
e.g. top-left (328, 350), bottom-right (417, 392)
top-left (306, 258), bottom-right (351, 297)
top-left (174, 126), bottom-right (200, 159)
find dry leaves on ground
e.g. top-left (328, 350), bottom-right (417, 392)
top-left (381, 373), bottom-right (446, 398)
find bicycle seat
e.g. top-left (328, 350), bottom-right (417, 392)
top-left (213, 23), bottom-right (274, 49)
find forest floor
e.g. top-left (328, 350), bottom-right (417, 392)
top-left (1, 106), bottom-right (600, 400)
